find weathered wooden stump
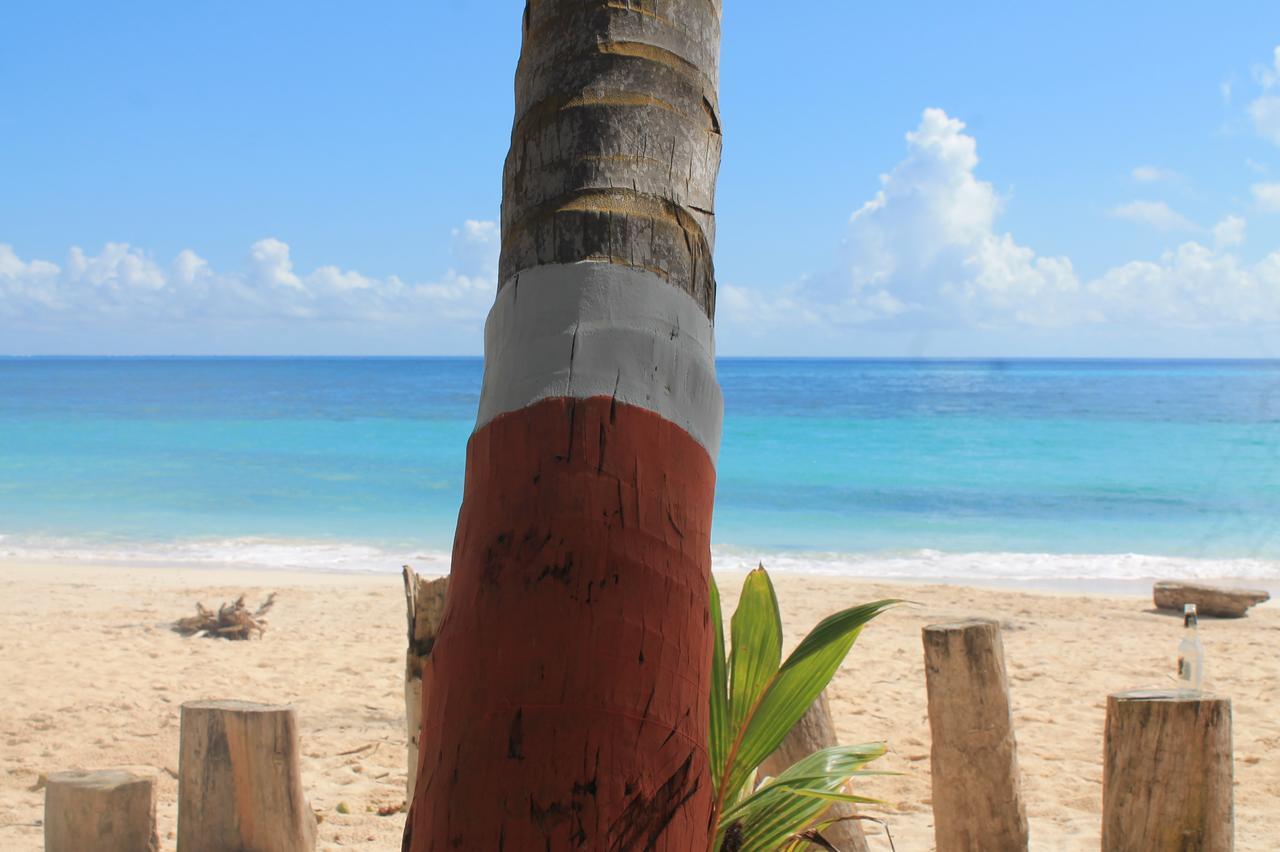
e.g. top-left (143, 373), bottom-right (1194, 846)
top-left (1153, 580), bottom-right (1270, 618)
top-left (922, 618), bottom-right (1029, 852)
top-left (759, 690), bottom-right (870, 852)
top-left (403, 567), bottom-right (449, 800)
top-left (178, 699), bottom-right (316, 852)
top-left (44, 769), bottom-right (158, 852)
top-left (1103, 689), bottom-right (1233, 852)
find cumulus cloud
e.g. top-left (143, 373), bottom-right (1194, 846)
top-left (0, 222), bottom-right (500, 335)
top-left (1252, 182), bottom-right (1280, 212)
top-left (1110, 200), bottom-right (1197, 231)
top-left (722, 108), bottom-right (1280, 337)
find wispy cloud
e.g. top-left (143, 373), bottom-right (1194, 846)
top-left (1109, 200), bottom-right (1197, 231)
top-left (1131, 165), bottom-right (1179, 183)
top-left (1252, 182), bottom-right (1280, 212)
top-left (1248, 45), bottom-right (1280, 145)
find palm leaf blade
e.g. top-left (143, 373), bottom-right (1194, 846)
top-left (723, 599), bottom-right (899, 801)
top-left (728, 567), bottom-right (783, 739)
top-left (717, 744), bottom-right (886, 852)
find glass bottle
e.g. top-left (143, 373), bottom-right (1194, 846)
top-left (1176, 603), bottom-right (1204, 692)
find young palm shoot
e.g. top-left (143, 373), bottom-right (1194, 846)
top-left (707, 567), bottom-right (898, 851)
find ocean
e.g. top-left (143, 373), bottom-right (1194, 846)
top-left (1, 357), bottom-right (1278, 582)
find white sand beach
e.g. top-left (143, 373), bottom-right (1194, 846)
top-left (0, 561), bottom-right (1276, 851)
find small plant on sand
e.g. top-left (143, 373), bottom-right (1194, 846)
top-left (707, 567), bottom-right (898, 851)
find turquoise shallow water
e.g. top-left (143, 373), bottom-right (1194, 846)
top-left (1, 358), bottom-right (1278, 577)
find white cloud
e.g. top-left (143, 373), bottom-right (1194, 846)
top-left (1131, 165), bottom-right (1178, 183)
top-left (1090, 242), bottom-right (1280, 327)
top-left (249, 237), bottom-right (303, 290)
top-left (1249, 96), bottom-right (1280, 145)
top-left (1248, 46), bottom-right (1280, 144)
top-left (448, 219), bottom-right (500, 277)
top-left (1252, 46), bottom-right (1280, 89)
top-left (1252, 182), bottom-right (1280, 212)
top-left (724, 108), bottom-right (1280, 338)
top-left (1212, 215), bottom-right (1246, 248)
top-left (830, 108), bottom-right (1084, 327)
top-left (0, 222), bottom-right (500, 335)
top-left (1110, 200), bottom-right (1197, 231)
top-left (68, 242), bottom-right (167, 290)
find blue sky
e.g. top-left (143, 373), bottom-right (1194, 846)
top-left (3, 1), bottom-right (1280, 356)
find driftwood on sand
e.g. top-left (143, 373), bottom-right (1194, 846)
top-left (1153, 581), bottom-right (1270, 618)
top-left (171, 593), bottom-right (276, 639)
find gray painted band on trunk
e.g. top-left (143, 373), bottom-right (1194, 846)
top-left (476, 262), bottom-right (722, 460)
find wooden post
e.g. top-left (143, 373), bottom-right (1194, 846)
top-left (922, 619), bottom-right (1029, 852)
top-left (1103, 690), bottom-right (1233, 851)
top-left (759, 690), bottom-right (869, 852)
top-left (178, 699), bottom-right (316, 852)
top-left (44, 769), bottom-right (158, 852)
top-left (403, 566), bottom-right (449, 800)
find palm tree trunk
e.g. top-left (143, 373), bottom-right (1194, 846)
top-left (404, 1), bottom-right (723, 849)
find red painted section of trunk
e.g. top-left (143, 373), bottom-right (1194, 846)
top-left (405, 395), bottom-right (716, 851)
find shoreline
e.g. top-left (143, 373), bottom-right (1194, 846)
top-left (2, 553), bottom-right (1277, 599)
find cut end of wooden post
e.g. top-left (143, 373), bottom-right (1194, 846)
top-left (923, 617), bottom-right (999, 632)
top-left (182, 698), bottom-right (293, 713)
top-left (46, 768), bottom-right (150, 790)
top-left (1110, 688), bottom-right (1227, 703)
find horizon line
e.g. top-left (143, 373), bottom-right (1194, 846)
top-left (3, 354), bottom-right (1280, 364)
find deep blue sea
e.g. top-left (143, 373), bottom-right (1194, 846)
top-left (2, 358), bottom-right (1278, 580)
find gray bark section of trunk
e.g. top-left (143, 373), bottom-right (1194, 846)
top-left (499, 0), bottom-right (722, 320)
top-left (1102, 690), bottom-right (1234, 852)
top-left (922, 619), bottom-right (1029, 852)
top-left (758, 692), bottom-right (870, 852)
top-left (475, 262), bottom-right (723, 456)
top-left (178, 700), bottom-right (317, 852)
top-left (44, 770), bottom-right (158, 852)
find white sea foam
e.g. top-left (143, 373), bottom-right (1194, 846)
top-left (711, 546), bottom-right (1280, 583)
top-left (0, 534), bottom-right (449, 574)
top-left (2, 534), bottom-right (1276, 584)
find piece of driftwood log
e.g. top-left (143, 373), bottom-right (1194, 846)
top-left (1102, 690), bottom-right (1233, 851)
top-left (759, 690), bottom-right (869, 852)
top-left (178, 700), bottom-right (316, 852)
top-left (44, 769), bottom-right (158, 852)
top-left (922, 619), bottom-right (1029, 852)
top-left (1153, 580), bottom-right (1270, 618)
top-left (172, 593), bottom-right (276, 639)
top-left (403, 566), bottom-right (449, 800)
